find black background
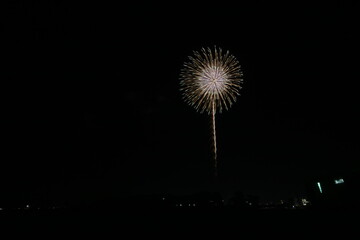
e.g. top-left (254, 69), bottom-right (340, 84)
top-left (2, 1), bottom-right (359, 207)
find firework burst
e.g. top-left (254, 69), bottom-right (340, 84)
top-left (180, 46), bottom-right (243, 176)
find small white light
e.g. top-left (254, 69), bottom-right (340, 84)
top-left (335, 178), bottom-right (344, 184)
top-left (301, 198), bottom-right (309, 206)
top-left (317, 182), bottom-right (323, 193)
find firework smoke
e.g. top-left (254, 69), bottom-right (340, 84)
top-left (180, 46), bottom-right (243, 176)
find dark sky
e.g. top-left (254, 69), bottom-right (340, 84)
top-left (2, 1), bottom-right (359, 205)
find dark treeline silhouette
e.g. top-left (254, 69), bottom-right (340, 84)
top-left (2, 176), bottom-right (360, 212)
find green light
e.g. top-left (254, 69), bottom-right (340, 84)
top-left (317, 182), bottom-right (323, 193)
top-left (335, 178), bottom-right (344, 184)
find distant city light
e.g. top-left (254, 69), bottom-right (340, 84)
top-left (317, 182), bottom-right (323, 193)
top-left (301, 198), bottom-right (310, 206)
top-left (334, 178), bottom-right (344, 184)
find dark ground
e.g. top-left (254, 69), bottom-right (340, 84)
top-left (2, 207), bottom-right (358, 237)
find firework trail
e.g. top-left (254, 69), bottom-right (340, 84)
top-left (180, 46), bottom-right (243, 176)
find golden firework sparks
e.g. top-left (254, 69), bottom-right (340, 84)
top-left (180, 46), bottom-right (243, 176)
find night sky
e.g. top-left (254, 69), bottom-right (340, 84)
top-left (2, 1), bottom-right (359, 206)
